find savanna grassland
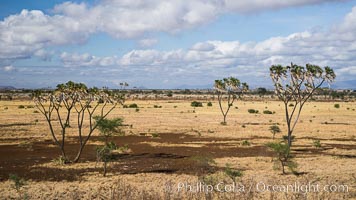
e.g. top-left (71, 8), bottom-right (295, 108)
top-left (0, 98), bottom-right (355, 199)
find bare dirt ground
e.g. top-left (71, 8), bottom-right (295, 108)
top-left (0, 99), bottom-right (355, 199)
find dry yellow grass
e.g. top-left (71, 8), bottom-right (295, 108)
top-left (0, 99), bottom-right (355, 199)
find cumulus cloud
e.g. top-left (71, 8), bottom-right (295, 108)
top-left (138, 38), bottom-right (158, 48)
top-left (34, 49), bottom-right (53, 61)
top-left (190, 42), bottom-right (216, 51)
top-left (52, 0), bottom-right (221, 38)
top-left (0, 0), bottom-right (342, 64)
top-left (59, 6), bottom-right (356, 85)
top-left (52, 0), bottom-right (340, 38)
top-left (1, 0), bottom-right (355, 88)
top-left (60, 52), bottom-right (118, 67)
top-left (0, 9), bottom-right (93, 64)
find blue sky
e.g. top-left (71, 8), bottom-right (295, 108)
top-left (1, 0), bottom-right (356, 89)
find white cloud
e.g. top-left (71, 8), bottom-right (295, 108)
top-left (190, 42), bottom-right (216, 51)
top-left (52, 0), bottom-right (222, 38)
top-left (223, 0), bottom-right (340, 13)
top-left (60, 52), bottom-right (117, 67)
top-left (59, 6), bottom-right (356, 84)
top-left (0, 9), bottom-right (93, 63)
top-left (2, 65), bottom-right (15, 72)
top-left (34, 49), bottom-right (53, 61)
top-left (1, 0), bottom-right (355, 88)
top-left (337, 66), bottom-right (356, 75)
top-left (0, 0), bottom-right (342, 64)
top-left (138, 38), bottom-right (158, 48)
top-left (52, 0), bottom-right (339, 39)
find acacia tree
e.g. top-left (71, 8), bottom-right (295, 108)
top-left (269, 125), bottom-right (281, 140)
top-left (270, 63), bottom-right (335, 149)
top-left (214, 77), bottom-right (248, 124)
top-left (94, 116), bottom-right (124, 176)
top-left (33, 81), bottom-right (126, 163)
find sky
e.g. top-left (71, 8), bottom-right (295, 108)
top-left (0, 0), bottom-right (356, 89)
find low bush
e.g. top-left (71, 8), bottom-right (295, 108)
top-left (334, 104), bottom-right (340, 108)
top-left (151, 133), bottom-right (160, 138)
top-left (263, 110), bottom-right (274, 114)
top-left (313, 140), bottom-right (321, 148)
top-left (248, 109), bottom-right (258, 114)
top-left (241, 140), bottom-right (250, 146)
top-left (266, 142), bottom-right (298, 174)
top-left (224, 164), bottom-right (243, 182)
top-left (128, 103), bottom-right (138, 108)
top-left (207, 102), bottom-right (213, 107)
top-left (9, 174), bottom-right (27, 199)
top-left (191, 101), bottom-right (203, 107)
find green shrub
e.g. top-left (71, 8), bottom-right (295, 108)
top-left (191, 101), bottom-right (203, 107)
top-left (224, 164), bottom-right (243, 182)
top-left (51, 156), bottom-right (67, 165)
top-left (334, 104), bottom-right (340, 108)
top-left (313, 140), bottom-right (321, 148)
top-left (117, 144), bottom-right (130, 153)
top-left (241, 140), bottom-right (250, 146)
top-left (269, 125), bottom-right (281, 139)
top-left (128, 103), bottom-right (138, 108)
top-left (33, 110), bottom-right (39, 113)
top-left (18, 105), bottom-right (25, 109)
top-left (266, 142), bottom-right (298, 174)
top-left (135, 108), bottom-right (139, 112)
top-left (263, 110), bottom-right (273, 114)
top-left (96, 145), bottom-right (116, 176)
top-left (289, 103), bottom-right (294, 107)
top-left (9, 174), bottom-right (27, 198)
top-left (283, 135), bottom-right (295, 142)
top-left (151, 133), bottom-right (160, 138)
top-left (94, 117), bottom-right (124, 176)
top-left (207, 102), bottom-right (213, 107)
top-left (166, 91), bottom-right (173, 97)
top-left (153, 105), bottom-right (162, 108)
top-left (248, 109), bottom-right (258, 114)
top-left (26, 105), bottom-right (35, 109)
top-left (191, 155), bottom-right (216, 170)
